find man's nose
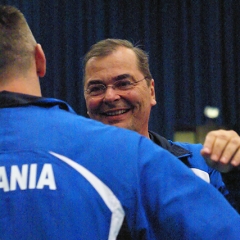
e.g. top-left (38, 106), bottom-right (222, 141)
top-left (103, 86), bottom-right (121, 102)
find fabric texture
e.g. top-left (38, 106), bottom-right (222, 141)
top-left (149, 131), bottom-right (227, 192)
top-left (117, 130), bottom-right (236, 239)
top-left (0, 91), bottom-right (240, 240)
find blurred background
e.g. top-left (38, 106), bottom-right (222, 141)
top-left (2, 0), bottom-right (240, 141)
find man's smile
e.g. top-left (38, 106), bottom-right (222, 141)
top-left (101, 109), bottom-right (130, 116)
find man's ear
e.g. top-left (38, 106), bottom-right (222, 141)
top-left (35, 44), bottom-right (46, 77)
top-left (150, 79), bottom-right (157, 106)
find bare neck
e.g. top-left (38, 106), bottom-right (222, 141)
top-left (0, 72), bottom-right (42, 97)
top-left (139, 129), bottom-right (150, 139)
top-left (0, 79), bottom-right (42, 97)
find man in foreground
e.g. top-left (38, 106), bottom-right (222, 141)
top-left (1, 5), bottom-right (240, 240)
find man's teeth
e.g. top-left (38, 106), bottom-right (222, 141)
top-left (105, 110), bottom-right (127, 116)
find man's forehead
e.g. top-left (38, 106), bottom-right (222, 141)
top-left (85, 47), bottom-right (140, 82)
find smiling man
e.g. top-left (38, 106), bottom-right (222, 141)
top-left (83, 39), bottom-right (240, 211)
top-left (84, 45), bottom-right (156, 137)
top-left (83, 38), bottom-right (240, 239)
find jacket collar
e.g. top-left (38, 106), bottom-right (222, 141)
top-left (149, 130), bottom-right (191, 159)
top-left (0, 91), bottom-right (74, 112)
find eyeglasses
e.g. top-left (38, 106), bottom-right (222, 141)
top-left (84, 76), bottom-right (147, 97)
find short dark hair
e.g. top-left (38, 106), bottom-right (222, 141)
top-left (0, 5), bottom-right (36, 76)
top-left (82, 38), bottom-right (152, 86)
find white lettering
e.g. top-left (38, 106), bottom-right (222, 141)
top-left (0, 167), bottom-right (9, 192)
top-left (10, 164), bottom-right (28, 190)
top-left (36, 164), bottom-right (56, 190)
top-left (0, 164), bottom-right (57, 191)
top-left (29, 164), bottom-right (37, 189)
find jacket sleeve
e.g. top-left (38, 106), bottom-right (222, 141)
top-left (182, 142), bottom-right (239, 212)
top-left (136, 137), bottom-right (240, 239)
top-left (174, 142), bottom-right (234, 196)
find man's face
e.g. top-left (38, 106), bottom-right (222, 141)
top-left (84, 46), bottom-right (156, 137)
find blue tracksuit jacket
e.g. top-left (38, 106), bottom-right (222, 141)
top-left (0, 91), bottom-right (239, 240)
top-left (149, 131), bottom-right (228, 190)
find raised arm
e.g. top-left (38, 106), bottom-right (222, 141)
top-left (201, 130), bottom-right (240, 172)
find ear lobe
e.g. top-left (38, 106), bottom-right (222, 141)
top-left (150, 79), bottom-right (157, 106)
top-left (35, 44), bottom-right (46, 77)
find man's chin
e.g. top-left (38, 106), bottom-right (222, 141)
top-left (105, 121), bottom-right (130, 129)
top-left (110, 123), bottom-right (136, 133)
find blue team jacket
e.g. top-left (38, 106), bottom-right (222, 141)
top-left (0, 91), bottom-right (239, 240)
top-left (149, 131), bottom-right (229, 194)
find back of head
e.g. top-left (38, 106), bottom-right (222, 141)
top-left (0, 5), bottom-right (36, 79)
top-left (82, 38), bottom-right (152, 85)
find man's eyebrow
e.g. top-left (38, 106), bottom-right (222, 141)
top-left (86, 80), bottom-right (103, 87)
top-left (86, 74), bottom-right (131, 87)
top-left (113, 74), bottom-right (131, 81)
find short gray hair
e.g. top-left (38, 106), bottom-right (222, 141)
top-left (82, 38), bottom-right (152, 86)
